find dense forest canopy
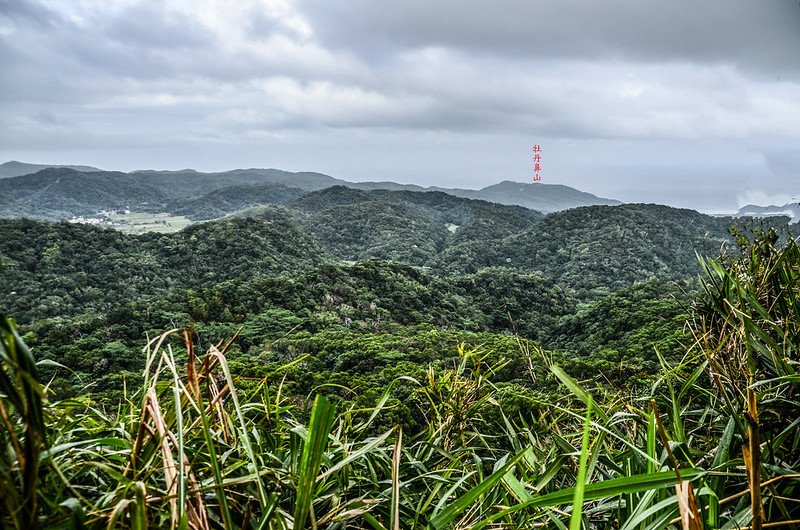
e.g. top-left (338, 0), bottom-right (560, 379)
top-left (0, 195), bottom-right (787, 405)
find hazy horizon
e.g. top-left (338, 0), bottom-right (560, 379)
top-left (2, 1), bottom-right (799, 213)
top-left (8, 157), bottom-right (798, 217)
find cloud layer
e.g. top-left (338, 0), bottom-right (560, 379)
top-left (1, 0), bottom-right (798, 211)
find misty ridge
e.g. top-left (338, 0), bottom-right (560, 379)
top-left (2, 160), bottom-right (796, 229)
top-left (0, 160), bottom-right (621, 220)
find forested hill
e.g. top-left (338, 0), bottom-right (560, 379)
top-left (1, 200), bottom-right (784, 325)
top-left (0, 160), bottom-right (102, 178)
top-left (131, 167), bottom-right (341, 195)
top-left (1, 177), bottom-right (788, 397)
top-left (0, 187), bottom-right (547, 319)
top-left (285, 186), bottom-right (543, 265)
top-left (435, 204), bottom-right (783, 296)
top-left (0, 167), bottom-right (327, 219)
top-left (0, 169), bottom-right (168, 218)
top-left (0, 209), bottom-right (691, 401)
top-left (0, 217), bottom-right (330, 322)
top-left (0, 193), bottom-right (791, 476)
top-left (172, 182), bottom-right (309, 220)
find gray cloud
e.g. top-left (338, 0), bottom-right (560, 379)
top-left (300, 0), bottom-right (800, 79)
top-left (0, 0), bottom-right (798, 211)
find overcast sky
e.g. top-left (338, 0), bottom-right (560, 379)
top-left (1, 1), bottom-right (799, 212)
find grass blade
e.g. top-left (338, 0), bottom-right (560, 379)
top-left (473, 468), bottom-right (706, 530)
top-left (293, 394), bottom-right (336, 530)
top-left (391, 426), bottom-right (402, 530)
top-left (428, 449), bottom-right (527, 529)
top-left (569, 398), bottom-right (592, 530)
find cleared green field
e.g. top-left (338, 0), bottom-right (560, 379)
top-left (109, 212), bottom-right (192, 234)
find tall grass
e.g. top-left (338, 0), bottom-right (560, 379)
top-left (0, 324), bottom-right (771, 529)
top-left (1, 314), bottom-right (47, 529)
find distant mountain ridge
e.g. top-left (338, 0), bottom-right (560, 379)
top-left (0, 161), bottom-right (621, 221)
top-left (439, 181), bottom-right (621, 213)
top-left (0, 160), bottom-right (102, 178)
top-left (736, 202), bottom-right (800, 223)
top-left (341, 180), bottom-right (620, 213)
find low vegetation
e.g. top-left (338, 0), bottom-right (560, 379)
top-left (109, 212), bottom-right (193, 234)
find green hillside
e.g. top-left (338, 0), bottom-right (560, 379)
top-left (2, 222), bottom-right (799, 528)
top-left (3, 203), bottom-right (780, 326)
top-left (0, 217), bottom-right (330, 322)
top-left (289, 187), bottom-right (542, 266)
top-left (172, 182), bottom-right (308, 220)
top-left (0, 167), bottom-right (331, 220)
top-left (2, 183), bottom-right (798, 528)
top-left (438, 203), bottom-right (766, 297)
top-left (0, 168), bottom-right (168, 217)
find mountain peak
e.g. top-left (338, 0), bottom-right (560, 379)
top-left (736, 202), bottom-right (799, 223)
top-left (0, 160), bottom-right (102, 178)
top-left (459, 179), bottom-right (620, 213)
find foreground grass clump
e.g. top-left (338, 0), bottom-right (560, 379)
top-left (1, 228), bottom-right (799, 529)
top-left (0, 323), bottom-right (685, 529)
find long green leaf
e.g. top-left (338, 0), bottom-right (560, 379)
top-left (551, 365), bottom-right (608, 423)
top-left (472, 468), bottom-right (706, 530)
top-left (317, 427), bottom-right (394, 481)
top-left (707, 416), bottom-right (736, 529)
top-left (391, 426), bottom-right (402, 530)
top-left (293, 394), bottom-right (336, 530)
top-left (569, 399), bottom-right (592, 530)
